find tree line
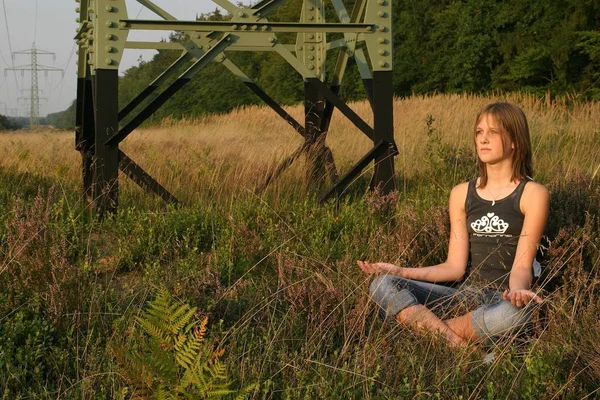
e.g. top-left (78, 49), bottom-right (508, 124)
top-left (47, 0), bottom-right (600, 129)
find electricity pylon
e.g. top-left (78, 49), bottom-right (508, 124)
top-left (75, 0), bottom-right (397, 215)
top-left (4, 44), bottom-right (63, 127)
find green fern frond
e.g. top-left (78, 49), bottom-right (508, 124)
top-left (136, 316), bottom-right (168, 345)
top-left (206, 388), bottom-right (236, 397)
top-left (233, 383), bottom-right (259, 400)
top-left (170, 305), bottom-right (198, 334)
top-left (207, 361), bottom-right (228, 381)
top-left (114, 289), bottom-right (257, 400)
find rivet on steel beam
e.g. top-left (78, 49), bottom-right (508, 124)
top-left (269, 37), bottom-right (277, 43)
top-left (106, 21), bottom-right (115, 27)
top-left (378, 26), bottom-right (386, 32)
top-left (76, 18), bottom-right (80, 23)
top-left (365, 26), bottom-right (372, 31)
top-left (309, 34), bottom-right (315, 39)
top-left (309, 45), bottom-right (314, 50)
top-left (75, 7), bottom-right (80, 12)
top-left (298, 45), bottom-right (303, 50)
top-left (252, 25), bottom-right (258, 30)
top-left (106, 33), bottom-right (115, 40)
top-left (105, 58), bottom-right (113, 65)
top-left (309, 65), bottom-right (315, 70)
top-left (105, 46), bottom-right (116, 53)
top-left (378, 0), bottom-right (386, 4)
top-left (308, 55), bottom-right (315, 60)
top-left (106, 5), bottom-right (115, 12)
top-left (379, 38), bottom-right (387, 44)
top-left (256, 12), bottom-right (261, 17)
top-left (194, 33), bottom-right (201, 39)
top-left (226, 36), bottom-right (231, 41)
top-left (378, 11), bottom-right (387, 17)
top-left (207, 45), bottom-right (212, 49)
top-left (232, 24), bottom-right (238, 30)
top-left (309, 16), bottom-right (314, 20)
top-left (379, 61), bottom-right (387, 67)
top-left (237, 11), bottom-right (246, 17)
top-left (120, 21), bottom-right (127, 28)
top-left (378, 49), bottom-right (387, 56)
top-left (308, 6), bottom-right (314, 11)
top-left (241, 25), bottom-right (248, 30)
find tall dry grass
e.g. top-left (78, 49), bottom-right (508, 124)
top-left (1, 93), bottom-right (599, 398)
top-left (1, 92), bottom-right (598, 204)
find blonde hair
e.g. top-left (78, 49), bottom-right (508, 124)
top-left (474, 102), bottom-right (533, 188)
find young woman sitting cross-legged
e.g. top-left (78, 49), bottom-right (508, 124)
top-left (358, 102), bottom-right (549, 347)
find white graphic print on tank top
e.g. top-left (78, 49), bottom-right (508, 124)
top-left (470, 212), bottom-right (511, 237)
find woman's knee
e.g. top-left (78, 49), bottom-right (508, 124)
top-left (472, 300), bottom-right (532, 339)
top-left (368, 275), bottom-right (417, 319)
top-left (369, 275), bottom-right (398, 298)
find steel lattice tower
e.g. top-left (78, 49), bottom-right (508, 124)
top-left (5, 44), bottom-right (63, 127)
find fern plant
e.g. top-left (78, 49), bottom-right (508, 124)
top-left (113, 289), bottom-right (256, 399)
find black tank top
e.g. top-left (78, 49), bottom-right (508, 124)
top-left (465, 178), bottom-right (530, 288)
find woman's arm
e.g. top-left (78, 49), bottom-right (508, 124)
top-left (358, 183), bottom-right (470, 283)
top-left (504, 182), bottom-right (550, 307)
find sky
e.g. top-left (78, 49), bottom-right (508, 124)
top-left (0, 0), bottom-right (250, 117)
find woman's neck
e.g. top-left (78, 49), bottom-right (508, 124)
top-left (484, 162), bottom-right (515, 187)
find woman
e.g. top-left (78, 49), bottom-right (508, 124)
top-left (358, 102), bottom-right (549, 347)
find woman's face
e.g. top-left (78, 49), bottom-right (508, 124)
top-left (475, 113), bottom-right (514, 165)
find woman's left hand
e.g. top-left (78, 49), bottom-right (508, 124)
top-left (503, 289), bottom-right (542, 308)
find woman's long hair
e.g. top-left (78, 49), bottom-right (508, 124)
top-left (474, 102), bottom-right (533, 188)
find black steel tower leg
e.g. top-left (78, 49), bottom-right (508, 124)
top-left (80, 68), bottom-right (96, 204)
top-left (371, 70), bottom-right (395, 194)
top-left (92, 69), bottom-right (120, 215)
top-left (304, 82), bottom-right (327, 190)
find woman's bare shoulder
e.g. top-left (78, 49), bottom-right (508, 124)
top-left (523, 180), bottom-right (549, 199)
top-left (449, 181), bottom-right (470, 209)
top-left (521, 180), bottom-right (550, 212)
top-left (450, 181), bottom-right (470, 197)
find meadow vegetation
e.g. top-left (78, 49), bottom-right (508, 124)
top-left (0, 93), bottom-right (599, 399)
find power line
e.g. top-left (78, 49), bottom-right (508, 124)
top-left (33, 0), bottom-right (38, 44)
top-left (50, 42), bottom-right (76, 113)
top-left (1, 0), bottom-right (20, 101)
top-left (0, 47), bottom-right (10, 67)
top-left (50, 43), bottom-right (76, 90)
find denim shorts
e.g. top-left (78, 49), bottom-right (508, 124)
top-left (369, 275), bottom-right (533, 342)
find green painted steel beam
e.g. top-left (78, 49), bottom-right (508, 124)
top-left (134, 0), bottom-right (175, 20)
top-left (211, 0), bottom-right (238, 14)
top-left (125, 41), bottom-right (327, 53)
top-left (124, 41), bottom-right (297, 52)
top-left (354, 49), bottom-right (373, 80)
top-left (295, 0), bottom-right (326, 80)
top-left (364, 0), bottom-right (392, 71)
top-left (92, 0), bottom-right (129, 70)
top-left (251, 0), bottom-right (287, 17)
top-left (119, 19), bottom-right (376, 34)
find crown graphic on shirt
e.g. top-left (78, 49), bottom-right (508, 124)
top-left (471, 212), bottom-right (509, 234)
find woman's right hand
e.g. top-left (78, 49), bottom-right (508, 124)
top-left (357, 261), bottom-right (402, 276)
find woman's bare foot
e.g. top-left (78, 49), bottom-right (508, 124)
top-left (446, 330), bottom-right (469, 348)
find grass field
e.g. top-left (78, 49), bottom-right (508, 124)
top-left (0, 93), bottom-right (599, 399)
